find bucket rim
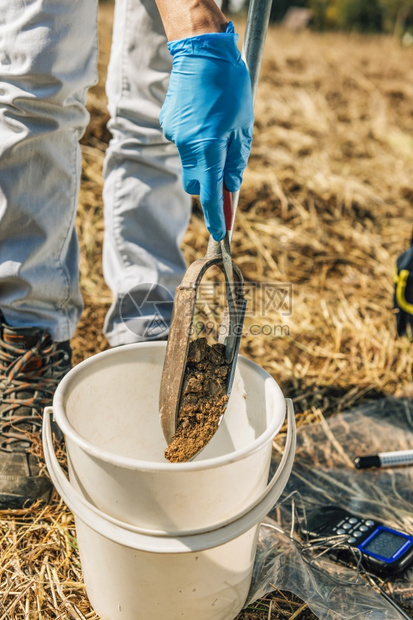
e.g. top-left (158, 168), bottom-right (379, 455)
top-left (51, 341), bottom-right (286, 472)
top-left (43, 400), bottom-right (296, 552)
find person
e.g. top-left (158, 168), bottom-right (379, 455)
top-left (0, 0), bottom-right (254, 509)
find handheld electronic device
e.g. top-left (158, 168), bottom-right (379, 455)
top-left (300, 505), bottom-right (413, 577)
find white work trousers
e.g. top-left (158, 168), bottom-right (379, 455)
top-left (0, 0), bottom-right (203, 345)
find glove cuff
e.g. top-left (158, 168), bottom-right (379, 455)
top-left (167, 21), bottom-right (240, 61)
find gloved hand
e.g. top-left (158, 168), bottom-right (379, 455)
top-left (160, 22), bottom-right (254, 241)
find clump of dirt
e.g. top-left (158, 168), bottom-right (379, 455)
top-left (164, 337), bottom-right (229, 463)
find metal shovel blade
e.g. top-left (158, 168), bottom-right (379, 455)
top-left (159, 256), bottom-right (246, 447)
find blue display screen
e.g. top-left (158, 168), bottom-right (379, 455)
top-left (363, 529), bottom-right (407, 560)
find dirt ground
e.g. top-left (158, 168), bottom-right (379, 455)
top-left (1, 1), bottom-right (413, 618)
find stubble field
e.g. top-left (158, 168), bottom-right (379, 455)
top-left (1, 2), bottom-right (413, 618)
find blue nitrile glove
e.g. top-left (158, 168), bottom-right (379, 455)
top-left (159, 22), bottom-right (254, 241)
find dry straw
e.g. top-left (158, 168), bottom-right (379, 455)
top-left (2, 6), bottom-right (413, 619)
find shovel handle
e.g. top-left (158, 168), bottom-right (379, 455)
top-left (223, 186), bottom-right (233, 232)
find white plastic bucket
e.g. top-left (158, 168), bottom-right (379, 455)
top-left (43, 342), bottom-right (295, 620)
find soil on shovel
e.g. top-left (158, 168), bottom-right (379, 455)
top-left (164, 337), bottom-right (230, 463)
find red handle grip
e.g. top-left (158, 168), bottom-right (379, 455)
top-left (223, 186), bottom-right (233, 232)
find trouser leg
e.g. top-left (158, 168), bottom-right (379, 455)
top-left (103, 0), bottom-right (192, 345)
top-left (0, 0), bottom-right (98, 341)
top-left (103, 0), bottom-right (223, 346)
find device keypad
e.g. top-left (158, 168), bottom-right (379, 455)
top-left (332, 515), bottom-right (375, 544)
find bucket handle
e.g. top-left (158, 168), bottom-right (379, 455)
top-left (43, 399), bottom-right (296, 554)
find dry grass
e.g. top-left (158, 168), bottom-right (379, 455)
top-left (1, 3), bottom-right (413, 618)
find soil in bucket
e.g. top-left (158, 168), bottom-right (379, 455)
top-left (164, 337), bottom-right (229, 463)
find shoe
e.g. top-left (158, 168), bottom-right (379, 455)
top-left (0, 321), bottom-right (71, 509)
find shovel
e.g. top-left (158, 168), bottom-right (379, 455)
top-left (159, 0), bottom-right (274, 458)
